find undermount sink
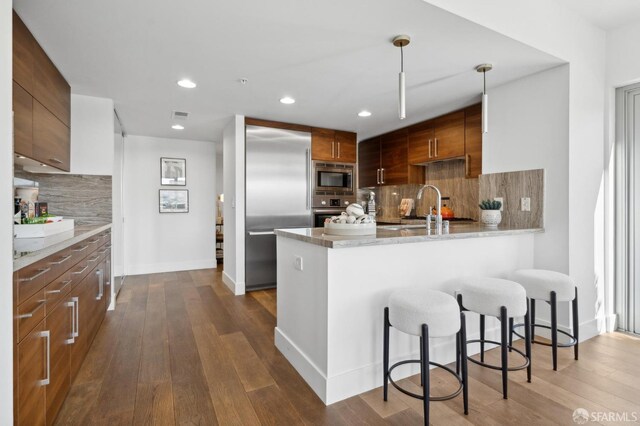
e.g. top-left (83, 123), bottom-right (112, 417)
top-left (377, 224), bottom-right (427, 231)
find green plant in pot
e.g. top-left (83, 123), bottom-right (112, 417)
top-left (479, 199), bottom-right (502, 227)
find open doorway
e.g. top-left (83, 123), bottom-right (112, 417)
top-left (615, 83), bottom-right (640, 334)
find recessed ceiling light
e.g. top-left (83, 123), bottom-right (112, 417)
top-left (358, 110), bottom-right (372, 117)
top-left (177, 79), bottom-right (196, 89)
top-left (280, 97), bottom-right (295, 104)
top-left (171, 124), bottom-right (185, 130)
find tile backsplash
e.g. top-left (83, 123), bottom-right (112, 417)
top-left (15, 168), bottom-right (112, 225)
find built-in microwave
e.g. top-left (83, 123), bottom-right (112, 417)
top-left (313, 161), bottom-right (354, 193)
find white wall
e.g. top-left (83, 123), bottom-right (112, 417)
top-left (216, 147), bottom-right (223, 197)
top-left (123, 135), bottom-right (216, 275)
top-left (70, 94), bottom-right (114, 175)
top-left (222, 115), bottom-right (245, 294)
top-left (424, 0), bottom-right (607, 339)
top-left (0, 0), bottom-right (13, 422)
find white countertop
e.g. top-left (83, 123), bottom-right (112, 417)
top-left (275, 223), bottom-right (544, 249)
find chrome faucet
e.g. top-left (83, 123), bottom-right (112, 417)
top-left (417, 184), bottom-right (443, 233)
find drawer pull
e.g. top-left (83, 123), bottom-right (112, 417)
top-left (98, 248), bottom-right (109, 254)
top-left (49, 157), bottom-right (63, 164)
top-left (37, 330), bottom-right (51, 386)
top-left (46, 280), bottom-right (72, 295)
top-left (72, 297), bottom-right (79, 338)
top-left (87, 256), bottom-right (100, 263)
top-left (19, 267), bottom-right (50, 282)
top-left (49, 255), bottom-right (72, 265)
top-left (96, 270), bottom-right (104, 300)
top-left (71, 265), bottom-right (89, 275)
top-left (72, 245), bottom-right (88, 252)
top-left (87, 239), bottom-right (100, 244)
top-left (18, 300), bottom-right (46, 319)
top-left (64, 301), bottom-right (75, 344)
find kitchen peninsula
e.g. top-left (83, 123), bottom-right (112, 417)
top-left (275, 223), bottom-right (543, 405)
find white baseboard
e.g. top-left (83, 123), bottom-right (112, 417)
top-left (126, 259), bottom-right (216, 276)
top-left (276, 324), bottom-right (505, 406)
top-left (533, 316), bottom-right (602, 342)
top-left (223, 271), bottom-right (245, 295)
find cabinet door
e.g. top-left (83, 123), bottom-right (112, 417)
top-left (13, 11), bottom-right (35, 94)
top-left (33, 42), bottom-right (70, 127)
top-left (335, 131), bottom-right (357, 163)
top-left (464, 104), bottom-right (482, 178)
top-left (17, 320), bottom-right (47, 426)
top-left (13, 81), bottom-right (34, 158)
top-left (45, 299), bottom-right (72, 426)
top-left (311, 128), bottom-right (336, 161)
top-left (433, 111), bottom-right (465, 160)
top-left (33, 100), bottom-right (70, 171)
top-left (408, 124), bottom-right (434, 164)
top-left (357, 137), bottom-right (381, 187)
top-left (380, 130), bottom-right (409, 185)
top-left (69, 275), bottom-right (92, 382)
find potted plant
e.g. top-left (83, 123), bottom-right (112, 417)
top-left (479, 199), bottom-right (502, 227)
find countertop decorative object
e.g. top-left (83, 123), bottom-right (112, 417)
top-left (276, 223), bottom-right (543, 249)
top-left (13, 223), bottom-right (112, 271)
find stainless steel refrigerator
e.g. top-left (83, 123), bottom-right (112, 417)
top-left (245, 125), bottom-right (312, 290)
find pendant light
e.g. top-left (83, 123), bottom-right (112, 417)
top-left (476, 64), bottom-right (493, 134)
top-left (393, 35), bottom-right (411, 120)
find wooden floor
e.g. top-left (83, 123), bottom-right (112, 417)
top-left (54, 268), bottom-right (640, 425)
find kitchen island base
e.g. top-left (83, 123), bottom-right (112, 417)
top-left (276, 230), bottom-right (537, 405)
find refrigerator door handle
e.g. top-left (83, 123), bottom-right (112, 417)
top-left (306, 148), bottom-right (311, 210)
top-left (248, 231), bottom-right (276, 236)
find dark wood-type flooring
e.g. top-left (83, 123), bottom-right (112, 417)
top-left (54, 269), bottom-right (640, 425)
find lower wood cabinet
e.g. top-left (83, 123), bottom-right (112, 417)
top-left (14, 230), bottom-right (111, 425)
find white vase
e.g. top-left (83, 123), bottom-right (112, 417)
top-left (481, 210), bottom-right (502, 227)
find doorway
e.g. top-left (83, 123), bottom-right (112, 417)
top-left (615, 83), bottom-right (640, 334)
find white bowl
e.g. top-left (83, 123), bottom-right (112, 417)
top-left (324, 222), bottom-right (376, 236)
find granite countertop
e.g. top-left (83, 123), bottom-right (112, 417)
top-left (275, 223), bottom-right (543, 249)
top-left (375, 217), bottom-right (477, 225)
top-left (14, 223), bottom-right (112, 271)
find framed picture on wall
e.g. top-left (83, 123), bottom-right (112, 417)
top-left (159, 189), bottom-right (189, 213)
top-left (161, 157), bottom-right (186, 186)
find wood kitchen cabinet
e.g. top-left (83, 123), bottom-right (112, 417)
top-left (464, 103), bottom-right (483, 178)
top-left (357, 137), bottom-right (381, 187)
top-left (12, 10), bottom-right (71, 172)
top-left (17, 320), bottom-right (48, 426)
top-left (311, 127), bottom-right (357, 163)
top-left (380, 129), bottom-right (410, 185)
top-left (407, 111), bottom-right (465, 164)
top-left (45, 298), bottom-right (72, 425)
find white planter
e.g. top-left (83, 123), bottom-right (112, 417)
top-left (481, 210), bottom-right (502, 227)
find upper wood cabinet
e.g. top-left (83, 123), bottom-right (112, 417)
top-left (433, 111), bottom-right (465, 160)
top-left (357, 137), bottom-right (381, 187)
top-left (380, 129), bottom-right (409, 185)
top-left (13, 10), bottom-right (71, 172)
top-left (407, 123), bottom-right (434, 164)
top-left (311, 128), bottom-right (356, 163)
top-left (464, 104), bottom-right (483, 178)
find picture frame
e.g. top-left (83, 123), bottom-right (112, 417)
top-left (161, 157), bottom-right (186, 186)
top-left (159, 189), bottom-right (189, 213)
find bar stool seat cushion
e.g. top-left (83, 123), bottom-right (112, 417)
top-left (510, 269), bottom-right (575, 302)
top-left (454, 277), bottom-right (527, 317)
top-left (388, 288), bottom-right (460, 338)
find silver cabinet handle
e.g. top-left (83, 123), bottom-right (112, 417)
top-left (64, 300), bottom-right (75, 344)
top-left (72, 265), bottom-right (88, 275)
top-left (19, 267), bottom-right (50, 282)
top-left (37, 330), bottom-right (51, 386)
top-left (428, 139), bottom-right (432, 158)
top-left (305, 148), bottom-right (311, 210)
top-left (248, 231), bottom-right (275, 236)
top-left (46, 280), bottom-right (72, 295)
top-left (87, 256), bottom-right (100, 263)
top-left (337, 142), bottom-right (341, 158)
top-left (87, 239), bottom-right (100, 244)
top-left (49, 158), bottom-right (63, 164)
top-left (49, 255), bottom-right (72, 266)
top-left (434, 138), bottom-right (438, 157)
top-left (381, 168), bottom-right (385, 184)
top-left (98, 248), bottom-right (109, 254)
top-left (331, 141), bottom-right (335, 158)
top-left (18, 300), bottom-right (46, 319)
top-left (72, 245), bottom-right (88, 252)
top-left (72, 297), bottom-right (79, 337)
top-left (376, 169), bottom-right (380, 184)
top-left (96, 270), bottom-right (103, 300)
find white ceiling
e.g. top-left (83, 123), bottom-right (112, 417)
top-left (14, 0), bottom-right (564, 143)
top-left (554, 0), bottom-right (640, 30)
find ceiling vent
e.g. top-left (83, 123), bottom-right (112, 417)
top-left (171, 110), bottom-right (190, 120)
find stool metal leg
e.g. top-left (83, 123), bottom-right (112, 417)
top-left (509, 317), bottom-right (514, 352)
top-left (524, 298), bottom-right (532, 383)
top-left (573, 287), bottom-right (579, 360)
top-left (383, 307), bottom-right (390, 401)
top-left (460, 312), bottom-right (469, 415)
top-left (550, 291), bottom-right (558, 371)
top-left (420, 337), bottom-right (424, 387)
top-left (421, 324), bottom-right (430, 426)
top-left (456, 331), bottom-right (461, 375)
top-left (480, 314), bottom-right (486, 363)
top-left (500, 306), bottom-right (509, 399)
top-left (531, 299), bottom-right (536, 344)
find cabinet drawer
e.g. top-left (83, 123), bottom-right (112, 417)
top-left (68, 240), bottom-right (92, 266)
top-left (17, 319), bottom-right (47, 426)
top-left (68, 256), bottom-right (98, 285)
top-left (44, 271), bottom-right (73, 309)
top-left (17, 259), bottom-right (51, 306)
top-left (16, 289), bottom-right (46, 343)
top-left (44, 247), bottom-right (74, 282)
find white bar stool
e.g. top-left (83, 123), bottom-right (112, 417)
top-left (454, 277), bottom-right (532, 399)
top-left (383, 288), bottom-right (468, 426)
top-left (510, 269), bottom-right (579, 370)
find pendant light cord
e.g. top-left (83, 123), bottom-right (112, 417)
top-left (400, 45), bottom-right (404, 72)
top-left (483, 70), bottom-right (486, 94)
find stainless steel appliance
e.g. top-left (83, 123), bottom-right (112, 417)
top-left (245, 125), bottom-right (313, 291)
top-left (312, 161), bottom-right (356, 210)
